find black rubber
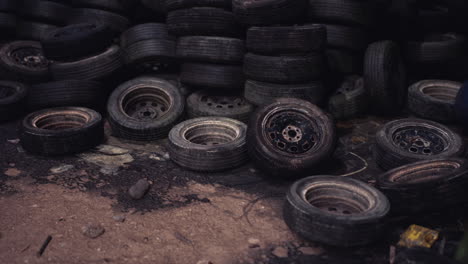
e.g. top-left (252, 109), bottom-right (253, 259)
top-left (246, 24), bottom-right (326, 55)
top-left (405, 33), bottom-right (465, 65)
top-left (16, 20), bottom-right (58, 41)
top-left (0, 12), bottom-right (16, 36)
top-left (407, 80), bottom-right (461, 123)
top-left (41, 23), bottom-right (114, 61)
top-left (166, 7), bottom-right (239, 37)
top-left (120, 23), bottom-right (173, 48)
top-left (284, 176), bottom-right (390, 246)
top-left (68, 8), bottom-right (130, 34)
top-left (19, 0), bottom-right (70, 25)
top-left (244, 80), bottom-right (327, 106)
top-left (71, 0), bottom-right (129, 14)
top-left (180, 63), bottom-right (244, 90)
top-left (168, 117), bottom-right (248, 172)
top-left (124, 39), bottom-right (176, 66)
top-left (165, 0), bottom-right (231, 11)
top-left (50, 45), bottom-right (123, 81)
top-left (308, 0), bottom-right (374, 27)
top-left (0, 0), bottom-right (15, 12)
top-left (324, 24), bottom-right (369, 52)
top-left (328, 75), bottom-right (368, 120)
top-left (364, 41), bottom-right (407, 115)
top-left (0, 81), bottom-right (28, 122)
top-left (374, 118), bottom-right (464, 170)
top-left (186, 90), bottom-right (254, 123)
top-left (376, 158), bottom-right (468, 215)
top-left (247, 98), bottom-right (336, 176)
top-left (326, 49), bottom-right (363, 74)
top-left (141, 0), bottom-right (167, 14)
top-left (0, 41), bottom-right (50, 83)
top-left (244, 53), bottom-right (323, 84)
top-left (232, 0), bottom-right (307, 26)
top-left (394, 248), bottom-right (462, 264)
top-left (176, 36), bottom-right (244, 64)
top-left (28, 80), bottom-right (104, 111)
top-left (19, 107), bottom-right (104, 156)
top-left (107, 77), bottom-right (185, 141)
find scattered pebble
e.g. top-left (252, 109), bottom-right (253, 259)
top-left (272, 246), bottom-right (289, 258)
top-left (95, 145), bottom-right (129, 155)
top-left (82, 224), bottom-right (105, 239)
top-left (50, 164), bottom-right (74, 174)
top-left (4, 168), bottom-right (21, 177)
top-left (249, 168), bottom-right (257, 173)
top-left (248, 238), bottom-right (261, 248)
top-left (298, 246), bottom-right (325, 256)
top-left (128, 179), bottom-right (150, 200)
top-left (7, 139), bottom-right (20, 144)
top-left (113, 215), bottom-right (126, 222)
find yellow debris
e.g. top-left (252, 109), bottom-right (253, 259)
top-left (397, 225), bottom-right (439, 248)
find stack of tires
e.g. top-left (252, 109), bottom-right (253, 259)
top-left (0, 0), bottom-right (16, 41)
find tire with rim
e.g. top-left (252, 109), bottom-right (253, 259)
top-left (176, 36), bottom-right (244, 64)
top-left (0, 41), bottom-right (49, 83)
top-left (246, 24), bottom-right (326, 55)
top-left (284, 175), bottom-right (390, 246)
top-left (16, 20), bottom-right (58, 41)
top-left (19, 0), bottom-right (70, 25)
top-left (168, 117), bottom-right (248, 172)
top-left (247, 98), bottom-right (336, 176)
top-left (19, 107), bottom-right (104, 155)
top-left (232, 0), bottom-right (307, 26)
top-left (376, 158), bottom-right (468, 215)
top-left (0, 81), bottom-right (28, 122)
top-left (180, 63), bottom-right (244, 90)
top-left (244, 53), bottom-right (323, 84)
top-left (408, 80), bottom-right (461, 123)
top-left (374, 118), bottom-right (464, 170)
top-left (187, 90), bottom-right (254, 123)
top-left (244, 80), bottom-right (327, 106)
top-left (165, 0), bottom-right (231, 11)
top-left (328, 75), bottom-right (368, 120)
top-left (107, 77), bottom-right (184, 141)
top-left (50, 45), bottom-right (123, 81)
top-left (364, 41), bottom-right (406, 115)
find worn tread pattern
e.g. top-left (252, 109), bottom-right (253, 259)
top-left (176, 36), bottom-right (244, 64)
top-left (180, 63), bottom-right (244, 90)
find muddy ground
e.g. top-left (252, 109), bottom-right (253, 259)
top-left (0, 117), bottom-right (467, 264)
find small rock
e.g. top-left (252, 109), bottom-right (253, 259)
top-left (248, 238), bottom-right (261, 248)
top-left (95, 145), bottom-right (129, 155)
top-left (113, 215), bottom-right (126, 222)
top-left (128, 179), bottom-right (150, 200)
top-left (7, 139), bottom-right (20, 144)
top-left (50, 164), bottom-right (74, 174)
top-left (4, 168), bottom-right (21, 177)
top-left (249, 168), bottom-right (257, 173)
top-left (298, 247), bottom-right (325, 256)
top-left (82, 224), bottom-right (105, 239)
top-left (272, 246), bottom-right (289, 258)
top-left (163, 153), bottom-right (170, 160)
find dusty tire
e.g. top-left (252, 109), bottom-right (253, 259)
top-left (244, 53), bottom-right (323, 84)
top-left (324, 24), bottom-right (369, 52)
top-left (124, 39), bottom-right (176, 65)
top-left (0, 81), bottom-right (28, 122)
top-left (165, 0), bottom-right (231, 11)
top-left (19, 107), bottom-right (104, 156)
top-left (176, 36), bottom-right (244, 64)
top-left (16, 20), bottom-right (58, 41)
top-left (246, 24), bottom-right (326, 55)
top-left (408, 80), bottom-right (461, 123)
top-left (406, 33), bottom-right (465, 65)
top-left (19, 0), bottom-right (70, 25)
top-left (247, 98), bottom-right (336, 176)
top-left (186, 90), bottom-right (254, 123)
top-left (68, 8), bottom-right (130, 34)
top-left (232, 0), bottom-right (307, 26)
top-left (50, 45), bottom-right (123, 81)
top-left (180, 63), bottom-right (244, 90)
top-left (376, 158), bottom-right (468, 215)
top-left (364, 41), bottom-right (406, 115)
top-left (0, 41), bottom-right (49, 83)
top-left (107, 77), bottom-right (184, 141)
top-left (120, 23), bottom-right (173, 48)
top-left (308, 0), bottom-right (374, 27)
top-left (326, 49), bottom-right (363, 74)
top-left (328, 75), bottom-right (368, 120)
top-left (71, 0), bottom-right (129, 14)
top-left (0, 12), bottom-right (16, 36)
top-left (168, 117), bottom-right (248, 172)
top-left (374, 118), bottom-right (464, 170)
top-left (244, 80), bottom-right (327, 106)
top-left (284, 175), bottom-right (390, 246)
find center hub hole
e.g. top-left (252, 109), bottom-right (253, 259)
top-left (288, 130), bottom-right (297, 138)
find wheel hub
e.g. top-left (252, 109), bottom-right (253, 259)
top-left (393, 127), bottom-right (446, 155)
top-left (201, 95), bottom-right (244, 110)
top-left (10, 47), bottom-right (48, 69)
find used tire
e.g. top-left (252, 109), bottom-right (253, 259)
top-left (247, 98), bottom-right (336, 176)
top-left (19, 107), bottom-right (104, 155)
top-left (120, 23), bottom-right (173, 48)
top-left (165, 0), bottom-right (231, 11)
top-left (124, 39), bottom-right (176, 66)
top-left (41, 23), bottom-right (114, 60)
top-left (0, 0), bottom-right (15, 12)
top-left (0, 12), bottom-right (16, 36)
top-left (16, 20), bottom-right (58, 41)
top-left (71, 0), bottom-right (129, 14)
top-left (19, 0), bottom-right (70, 25)
top-left (187, 90), bottom-right (254, 123)
top-left (406, 33), bottom-right (465, 65)
top-left (68, 8), bottom-right (130, 34)
top-left (168, 117), bottom-right (248, 172)
top-left (244, 80), bottom-right (327, 106)
top-left (176, 36), bottom-right (244, 64)
top-left (0, 81), bottom-right (28, 122)
top-left (232, 0), bottom-right (307, 26)
top-left (324, 24), bottom-right (369, 52)
top-left (364, 41), bottom-right (406, 115)
top-left (308, 0), bottom-right (374, 27)
top-left (454, 82), bottom-right (468, 126)
top-left (107, 77), bottom-right (184, 141)
top-left (141, 0), bottom-right (166, 14)
top-left (28, 80), bottom-right (104, 111)
top-left (167, 7), bottom-right (239, 37)
top-left (284, 176), bottom-right (390, 246)
top-left (0, 41), bottom-right (49, 83)
top-left (374, 118), bottom-right (464, 170)
top-left (326, 49), bottom-right (363, 74)
top-left (50, 45), bottom-right (123, 81)
top-left (246, 24), bottom-right (326, 55)
top-left (376, 158), bottom-right (468, 214)
top-left (408, 80), bottom-right (461, 123)
top-left (180, 63), bottom-right (244, 90)
top-left (244, 53), bottom-right (323, 84)
top-left (328, 75), bottom-right (368, 120)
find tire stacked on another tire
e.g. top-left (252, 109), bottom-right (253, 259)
top-left (0, 0), bottom-right (17, 40)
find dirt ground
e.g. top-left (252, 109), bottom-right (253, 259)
top-left (0, 117), bottom-right (466, 264)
